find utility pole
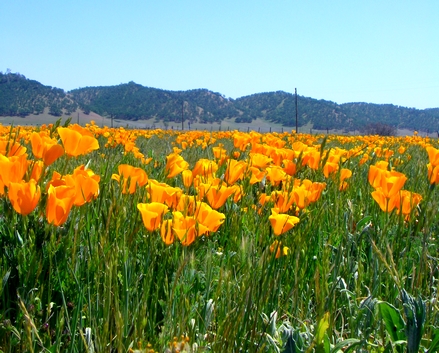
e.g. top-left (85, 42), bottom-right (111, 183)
top-left (295, 88), bottom-right (298, 133)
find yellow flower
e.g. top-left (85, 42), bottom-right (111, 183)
top-left (58, 126), bottom-right (99, 157)
top-left (137, 202), bottom-right (169, 232)
top-left (8, 179), bottom-right (41, 215)
top-left (46, 184), bottom-right (76, 226)
top-left (269, 209), bottom-right (300, 236)
top-left (165, 153), bottom-right (189, 178)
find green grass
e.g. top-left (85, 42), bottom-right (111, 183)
top-left (1, 126), bottom-right (439, 352)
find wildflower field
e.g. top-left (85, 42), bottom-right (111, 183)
top-left (1, 120), bottom-right (439, 352)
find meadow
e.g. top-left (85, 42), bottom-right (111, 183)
top-left (1, 120), bottom-right (439, 352)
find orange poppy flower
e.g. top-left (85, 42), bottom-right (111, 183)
top-left (426, 146), bottom-right (439, 167)
top-left (111, 164), bottom-right (148, 194)
top-left (137, 202), bottom-right (169, 232)
top-left (269, 209), bottom-right (300, 236)
top-left (224, 159), bottom-right (247, 185)
top-left (306, 181), bottom-right (326, 203)
top-left (233, 132), bottom-right (252, 151)
top-left (398, 190), bottom-right (422, 219)
top-left (323, 161), bottom-right (339, 178)
top-left (266, 166), bottom-right (287, 186)
top-left (172, 211), bottom-right (197, 246)
top-left (46, 184), bottom-right (76, 226)
top-left (378, 171), bottom-right (407, 198)
top-left (192, 159), bottom-right (218, 179)
top-left (271, 190), bottom-right (296, 213)
top-left (30, 132), bottom-right (64, 165)
top-left (282, 159), bottom-right (297, 176)
top-left (194, 201), bottom-right (225, 235)
top-left (247, 166), bottom-right (266, 185)
top-left (428, 163), bottom-right (439, 185)
top-left (57, 127), bottom-right (99, 157)
top-left (176, 194), bottom-right (197, 215)
top-left (29, 160), bottom-right (44, 182)
top-left (302, 148), bottom-right (320, 170)
top-left (371, 188), bottom-right (399, 213)
top-left (0, 139), bottom-right (27, 157)
top-left (147, 179), bottom-right (182, 208)
top-left (181, 169), bottom-right (194, 189)
top-left (160, 219), bottom-right (174, 245)
top-left (199, 182), bottom-right (237, 209)
top-left (0, 154), bottom-right (28, 195)
top-left (368, 161), bottom-right (389, 188)
top-left (8, 179), bottom-right (41, 215)
top-left (250, 153), bottom-right (273, 169)
top-left (165, 153), bottom-right (189, 178)
top-left (339, 168), bottom-right (352, 191)
top-left (212, 145), bottom-right (228, 166)
top-left (65, 165), bottom-right (100, 206)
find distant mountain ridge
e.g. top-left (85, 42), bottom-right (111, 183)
top-left (1, 71), bottom-right (438, 132)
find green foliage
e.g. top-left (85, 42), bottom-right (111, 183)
top-left (0, 72), bottom-right (78, 117)
top-left (2, 71), bottom-right (439, 132)
top-left (70, 83), bottom-right (241, 124)
top-left (2, 127), bottom-right (439, 352)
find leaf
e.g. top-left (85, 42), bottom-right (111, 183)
top-left (315, 313), bottom-right (331, 353)
top-left (401, 289), bottom-right (426, 353)
top-left (330, 338), bottom-right (361, 353)
top-left (378, 301), bottom-right (406, 342)
top-left (1, 269), bottom-right (11, 295)
top-left (316, 312), bottom-right (330, 344)
top-left (356, 215), bottom-right (373, 231)
top-left (427, 327), bottom-right (439, 352)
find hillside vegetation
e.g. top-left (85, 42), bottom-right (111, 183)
top-left (1, 71), bottom-right (438, 132)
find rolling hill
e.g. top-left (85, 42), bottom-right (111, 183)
top-left (1, 71), bottom-right (438, 133)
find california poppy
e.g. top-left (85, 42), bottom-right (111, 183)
top-left (194, 201), bottom-right (225, 234)
top-left (181, 169), bottom-right (194, 189)
top-left (147, 179), bottom-right (182, 208)
top-left (398, 190), bottom-right (422, 219)
top-left (339, 168), bottom-right (352, 191)
top-left (428, 163), bottom-right (439, 185)
top-left (192, 159), bottom-right (218, 179)
top-left (368, 161), bottom-right (389, 188)
top-left (378, 171), bottom-right (407, 198)
top-left (65, 165), bottom-right (100, 206)
top-left (212, 145), bottom-right (229, 166)
top-left (250, 153), bottom-right (273, 169)
top-left (0, 154), bottom-right (28, 195)
top-left (58, 127), bottom-right (99, 157)
top-left (8, 179), bottom-right (41, 215)
top-left (266, 166), bottom-right (287, 186)
top-left (160, 219), bottom-right (174, 245)
top-left (46, 184), bottom-right (76, 226)
top-left (29, 160), bottom-right (44, 182)
top-left (224, 159), bottom-right (247, 185)
top-left (0, 139), bottom-right (27, 157)
top-left (30, 131), bottom-right (64, 165)
top-left (137, 202), bottom-right (169, 232)
top-left (269, 209), bottom-right (300, 236)
top-left (111, 164), bottom-right (148, 194)
top-left (271, 190), bottom-right (296, 213)
top-left (371, 188), bottom-right (398, 213)
top-left (165, 153), bottom-right (189, 178)
top-left (426, 146), bottom-right (439, 167)
top-left (199, 182), bottom-right (237, 209)
top-left (172, 211), bottom-right (197, 246)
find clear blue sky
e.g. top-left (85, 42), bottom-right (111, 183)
top-left (1, 1), bottom-right (438, 109)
